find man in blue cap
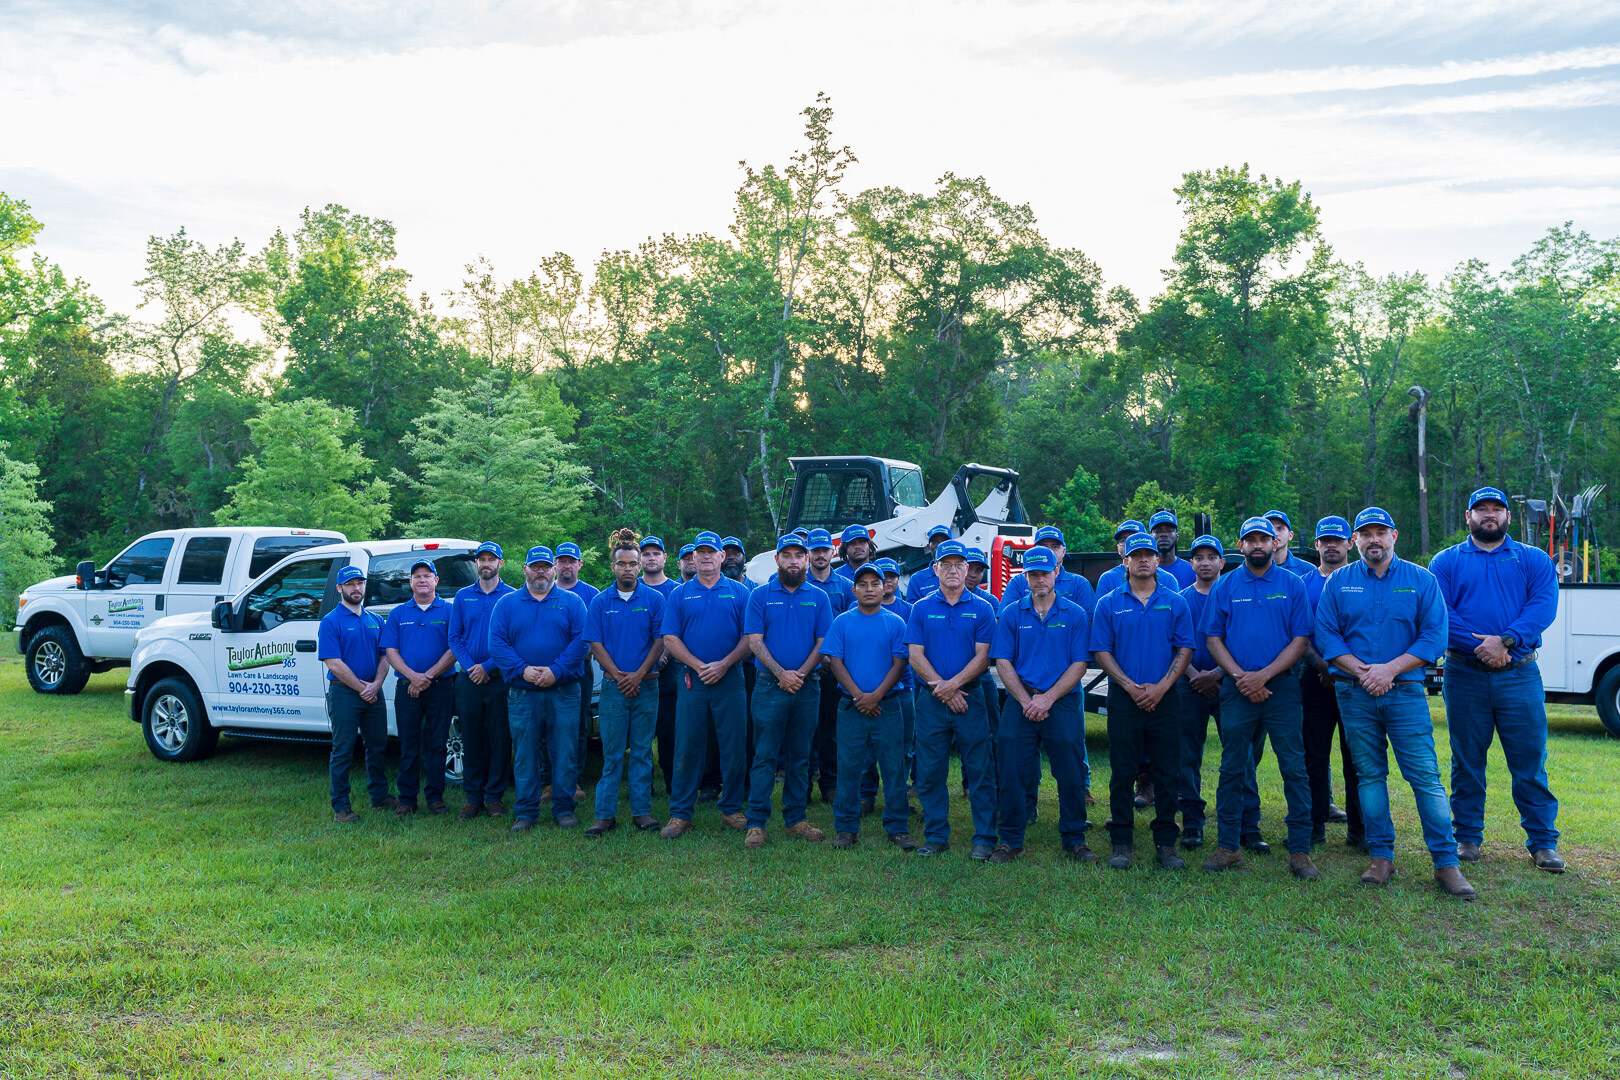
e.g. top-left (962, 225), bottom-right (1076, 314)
top-left (866, 558), bottom-right (918, 808)
top-left (657, 531), bottom-right (754, 838)
top-left (804, 528), bottom-right (855, 804)
top-left (1097, 522), bottom-right (1179, 597)
top-left (380, 558), bottom-right (456, 817)
top-left (677, 544), bottom-right (697, 582)
top-left (989, 545), bottom-right (1094, 863)
top-left (905, 539), bottom-right (999, 858)
top-left (449, 541), bottom-right (516, 818)
top-left (823, 562), bottom-right (914, 850)
top-left (1317, 507), bottom-right (1472, 896)
top-left (1149, 510), bottom-right (1197, 589)
top-left (319, 564), bottom-right (391, 822)
top-left (1301, 516), bottom-right (1361, 847)
top-left (638, 536), bottom-right (682, 796)
top-left (718, 534), bottom-right (759, 792)
top-left (1201, 516), bottom-right (1319, 880)
top-left (720, 536), bottom-right (752, 586)
top-left (488, 545), bottom-right (591, 832)
top-left (582, 528), bottom-right (668, 836)
top-left (833, 524), bottom-right (877, 582)
top-left (999, 526), bottom-right (1098, 613)
top-left (741, 533), bottom-right (833, 849)
top-left (1090, 533), bottom-right (1194, 869)
top-left (1429, 487), bottom-right (1564, 873)
top-left (1264, 511), bottom-right (1315, 579)
top-left (552, 541), bottom-right (598, 800)
top-left (904, 525), bottom-right (952, 602)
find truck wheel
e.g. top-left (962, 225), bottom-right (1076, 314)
top-left (1596, 667), bottom-right (1620, 738)
top-left (444, 715), bottom-right (465, 787)
top-left (25, 626), bottom-right (91, 695)
top-left (142, 678), bottom-right (219, 762)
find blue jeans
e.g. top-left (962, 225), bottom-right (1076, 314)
top-left (1179, 679), bottom-right (1260, 835)
top-left (508, 681), bottom-right (582, 823)
top-left (862, 689), bottom-right (916, 800)
top-left (395, 677), bottom-right (454, 806)
top-left (1443, 660), bottom-right (1559, 851)
top-left (670, 665), bottom-right (747, 822)
top-left (835, 697), bottom-right (907, 835)
top-left (998, 694), bottom-right (1088, 849)
top-left (1216, 674), bottom-right (1311, 854)
top-left (594, 679), bottom-right (657, 821)
top-left (327, 684), bottom-right (390, 812)
top-left (748, 670), bottom-right (820, 830)
top-left (1337, 681), bottom-right (1458, 868)
top-left (915, 679), bottom-right (996, 847)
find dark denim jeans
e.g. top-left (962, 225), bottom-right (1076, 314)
top-left (747, 670), bottom-right (820, 830)
top-left (1337, 681), bottom-right (1458, 868)
top-left (1107, 684), bottom-right (1181, 848)
top-left (998, 694), bottom-right (1088, 849)
top-left (835, 696), bottom-right (907, 836)
top-left (509, 681), bottom-right (582, 823)
top-left (1301, 668), bottom-right (1361, 833)
top-left (594, 678), bottom-right (657, 821)
top-left (455, 672), bottom-right (510, 806)
top-left (327, 683), bottom-right (390, 812)
top-left (669, 664), bottom-right (747, 822)
top-left (395, 676), bottom-right (454, 806)
top-left (914, 679), bottom-right (996, 847)
top-left (1216, 673), bottom-right (1311, 854)
top-left (862, 688), bottom-right (916, 800)
top-left (1443, 660), bottom-right (1559, 851)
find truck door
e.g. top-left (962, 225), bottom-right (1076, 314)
top-left (209, 555), bottom-right (341, 732)
top-left (169, 535), bottom-right (236, 618)
top-left (85, 537), bottom-right (174, 657)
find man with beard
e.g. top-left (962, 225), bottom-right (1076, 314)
top-left (904, 525), bottom-right (952, 602)
top-left (448, 542), bottom-right (515, 818)
top-left (1316, 508), bottom-right (1472, 897)
top-left (1150, 510), bottom-right (1197, 589)
top-left (1175, 534), bottom-right (1250, 850)
top-left (866, 558), bottom-right (918, 810)
top-left (833, 524), bottom-right (876, 583)
top-left (320, 565), bottom-right (391, 823)
top-left (552, 542), bottom-right (598, 799)
top-left (638, 537), bottom-right (682, 797)
top-left (677, 544), bottom-right (697, 582)
top-left (1429, 487), bottom-right (1564, 874)
top-left (1263, 511), bottom-right (1316, 580)
top-left (805, 529), bottom-right (855, 805)
top-left (707, 535), bottom-right (758, 797)
top-left (1302, 516), bottom-right (1362, 849)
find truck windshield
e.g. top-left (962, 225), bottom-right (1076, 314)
top-left (365, 550), bottom-right (481, 609)
top-left (890, 467), bottom-right (927, 509)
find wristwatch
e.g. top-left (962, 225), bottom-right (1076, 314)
top-left (1500, 633), bottom-right (1518, 651)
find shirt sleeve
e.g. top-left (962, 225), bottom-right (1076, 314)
top-left (990, 608), bottom-right (1017, 661)
top-left (378, 608), bottom-right (401, 650)
top-left (820, 616), bottom-right (847, 659)
top-left (812, 589), bottom-right (833, 639)
top-left (973, 598), bottom-right (996, 644)
top-left (551, 594), bottom-right (591, 682)
top-left (1506, 547), bottom-right (1560, 650)
top-left (583, 593), bottom-right (606, 644)
top-left (486, 595), bottom-right (525, 683)
top-left (656, 586), bottom-right (682, 639)
top-left (1314, 581), bottom-right (1351, 663)
top-left (1202, 577), bottom-right (1230, 638)
top-left (742, 587), bottom-right (766, 636)
top-left (903, 603), bottom-right (927, 648)
top-left (316, 614), bottom-right (340, 662)
top-left (447, 595), bottom-right (475, 670)
top-left (1075, 578), bottom-right (1098, 616)
top-left (1071, 606), bottom-right (1092, 663)
top-left (1410, 570), bottom-right (1449, 664)
top-left (1169, 594), bottom-right (1195, 650)
top-left (888, 616), bottom-right (909, 659)
top-left (1089, 604), bottom-right (1116, 655)
top-left (1286, 577), bottom-right (1313, 638)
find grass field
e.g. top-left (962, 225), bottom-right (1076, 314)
top-left (0, 662), bottom-right (1616, 1079)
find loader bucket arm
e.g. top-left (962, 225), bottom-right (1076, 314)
top-left (948, 464), bottom-right (1027, 533)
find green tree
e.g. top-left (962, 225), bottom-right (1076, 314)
top-left (1040, 465), bottom-right (1113, 551)
top-left (1119, 480), bottom-right (1219, 538)
top-left (218, 399), bottom-right (389, 538)
top-left (0, 442), bottom-right (57, 613)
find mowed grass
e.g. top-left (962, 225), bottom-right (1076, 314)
top-left (0, 662), bottom-right (1616, 1079)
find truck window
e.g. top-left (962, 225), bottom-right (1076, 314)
top-left (176, 536), bottom-right (233, 585)
top-left (798, 472), bottom-right (878, 530)
top-left (248, 535), bottom-right (344, 578)
top-left (242, 557), bottom-right (338, 632)
top-left (365, 550), bottom-right (480, 608)
top-left (105, 537), bottom-right (174, 588)
top-left (890, 467), bottom-right (927, 509)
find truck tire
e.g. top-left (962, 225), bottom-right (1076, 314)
top-left (25, 625), bottom-right (91, 695)
top-left (444, 715), bottom-right (465, 788)
top-left (1596, 666), bottom-right (1620, 739)
top-left (142, 677), bottom-right (219, 762)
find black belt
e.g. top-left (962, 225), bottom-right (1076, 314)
top-left (1446, 648), bottom-right (1537, 673)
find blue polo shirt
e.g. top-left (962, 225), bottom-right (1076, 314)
top-left (379, 596), bottom-right (454, 676)
top-left (1428, 536), bottom-right (1558, 661)
top-left (1314, 555), bottom-right (1447, 681)
top-left (658, 575), bottom-right (752, 664)
top-left (882, 596), bottom-right (914, 688)
top-left (487, 585), bottom-right (589, 685)
top-left (833, 559), bottom-right (877, 583)
top-left (448, 580), bottom-right (514, 672)
top-left (642, 576), bottom-right (681, 601)
top-left (1090, 583), bottom-right (1194, 686)
top-left (743, 577), bottom-right (833, 672)
top-left (561, 579), bottom-right (600, 610)
top-left (1274, 552), bottom-right (1315, 579)
top-left (584, 583), bottom-right (666, 674)
top-left (805, 570), bottom-right (855, 616)
top-left (1160, 557), bottom-right (1198, 590)
top-left (317, 604), bottom-right (385, 683)
top-left (903, 588), bottom-right (997, 682)
top-left (821, 607), bottom-right (909, 695)
top-left (904, 565), bottom-right (939, 603)
top-left (1201, 562), bottom-right (1313, 672)
top-left (1179, 584), bottom-right (1218, 670)
top-left (999, 568), bottom-right (1099, 615)
top-left (991, 595), bottom-right (1091, 695)
top-left (1096, 564), bottom-right (1180, 598)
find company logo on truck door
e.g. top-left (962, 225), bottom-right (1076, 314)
top-left (226, 641), bottom-right (297, 671)
top-left (107, 598), bottom-right (144, 614)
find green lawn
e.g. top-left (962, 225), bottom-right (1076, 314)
top-left (1, 662), bottom-right (1616, 1079)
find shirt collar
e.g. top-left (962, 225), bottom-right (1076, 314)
top-left (1461, 535), bottom-right (1515, 556)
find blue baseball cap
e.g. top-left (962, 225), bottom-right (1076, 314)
top-left (1239, 517), bottom-right (1277, 540)
top-left (1263, 509), bottom-right (1293, 530)
top-left (525, 545), bottom-right (555, 566)
top-left (875, 558), bottom-right (901, 576)
top-left (1033, 525), bottom-right (1065, 545)
top-left (1469, 486), bottom-right (1509, 509)
top-left (1189, 534), bottom-right (1223, 556)
top-left (692, 531), bottom-right (722, 551)
top-left (1315, 516), bottom-right (1351, 540)
top-left (852, 562), bottom-right (884, 582)
top-left (806, 528), bottom-right (834, 550)
top-left (722, 535), bottom-right (744, 552)
top-left (935, 540), bottom-right (968, 563)
top-left (1124, 533), bottom-right (1159, 556)
top-left (679, 543), bottom-right (696, 558)
top-left (639, 535), bottom-right (664, 552)
top-left (409, 558), bottom-right (437, 575)
top-left (1148, 510), bottom-right (1178, 529)
top-left (1353, 507), bottom-right (1396, 532)
top-left (1114, 519), bottom-right (1146, 540)
top-left (927, 524), bottom-right (952, 540)
top-left (776, 533), bottom-right (807, 553)
top-left (336, 565), bottom-right (365, 584)
top-left (555, 542), bottom-right (582, 561)
top-left (1022, 546), bottom-right (1058, 573)
top-left (841, 524), bottom-right (871, 544)
top-left (474, 541), bottom-right (503, 559)
top-left (966, 547), bottom-right (988, 567)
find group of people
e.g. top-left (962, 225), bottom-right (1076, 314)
top-left (318, 487), bottom-right (1566, 900)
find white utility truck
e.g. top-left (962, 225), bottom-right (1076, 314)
top-left (1535, 583), bottom-right (1620, 736)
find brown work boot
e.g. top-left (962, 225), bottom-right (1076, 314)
top-left (1201, 847), bottom-right (1243, 872)
top-left (1359, 858), bottom-right (1396, 885)
top-left (1288, 852), bottom-right (1320, 880)
top-left (659, 817), bottom-right (692, 839)
top-left (574, 786), bottom-right (587, 801)
top-left (458, 803), bottom-right (483, 820)
top-left (632, 815), bottom-right (660, 831)
top-left (744, 827), bottom-right (766, 849)
top-left (1134, 772), bottom-right (1153, 809)
top-left (887, 832), bottom-right (919, 852)
top-left (486, 800), bottom-right (506, 817)
top-left (427, 800), bottom-right (449, 815)
top-left (720, 811), bottom-right (748, 831)
top-left (583, 818), bottom-right (616, 837)
top-left (540, 785), bottom-right (552, 802)
top-left (333, 809), bottom-right (361, 824)
top-left (1434, 865), bottom-right (1477, 899)
top-left (786, 821), bottom-right (826, 842)
top-left (395, 802), bottom-right (417, 818)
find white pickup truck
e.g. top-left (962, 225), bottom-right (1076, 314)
top-left (1532, 583), bottom-right (1620, 736)
top-left (14, 528), bottom-right (346, 695)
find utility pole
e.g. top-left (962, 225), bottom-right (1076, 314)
top-left (1407, 385), bottom-right (1431, 557)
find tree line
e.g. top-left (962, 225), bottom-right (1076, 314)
top-left (0, 95), bottom-right (1615, 610)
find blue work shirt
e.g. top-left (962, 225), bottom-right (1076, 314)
top-left (1314, 555), bottom-right (1448, 681)
top-left (317, 604), bottom-right (385, 683)
top-left (743, 577), bottom-right (833, 673)
top-left (378, 596), bottom-right (453, 676)
top-left (903, 588), bottom-right (997, 683)
top-left (991, 595), bottom-right (1091, 695)
top-left (1201, 562), bottom-right (1313, 672)
top-left (448, 580), bottom-right (515, 672)
top-left (904, 565), bottom-right (939, 603)
top-left (882, 596), bottom-right (914, 688)
top-left (659, 575), bottom-right (752, 664)
top-left (561, 579), bottom-right (600, 609)
top-left (1159, 557), bottom-right (1198, 590)
top-left (487, 585), bottom-right (589, 685)
top-left (642, 576), bottom-right (681, 601)
top-left (1089, 583), bottom-right (1195, 686)
top-left (821, 607), bottom-right (909, 695)
top-left (1274, 552), bottom-right (1316, 579)
top-left (1000, 568), bottom-right (1099, 615)
top-left (805, 569), bottom-right (854, 616)
top-left (1428, 536), bottom-right (1558, 660)
top-left (1179, 584), bottom-right (1218, 671)
top-left (1096, 563), bottom-right (1180, 598)
top-left (833, 560), bottom-right (877, 583)
top-left (584, 583), bottom-right (666, 674)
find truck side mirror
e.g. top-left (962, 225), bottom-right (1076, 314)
top-left (211, 601), bottom-right (233, 631)
top-left (76, 560), bottom-right (96, 589)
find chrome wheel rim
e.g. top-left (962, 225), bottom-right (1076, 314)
top-left (444, 717), bottom-right (465, 785)
top-left (149, 693), bottom-right (189, 752)
top-left (33, 640), bottom-right (66, 686)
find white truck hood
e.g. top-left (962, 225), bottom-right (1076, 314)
top-left (20, 574), bottom-right (79, 597)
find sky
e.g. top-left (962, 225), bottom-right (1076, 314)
top-left (3, 0), bottom-right (1619, 319)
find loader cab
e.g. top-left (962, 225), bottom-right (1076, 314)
top-left (782, 456), bottom-right (930, 534)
